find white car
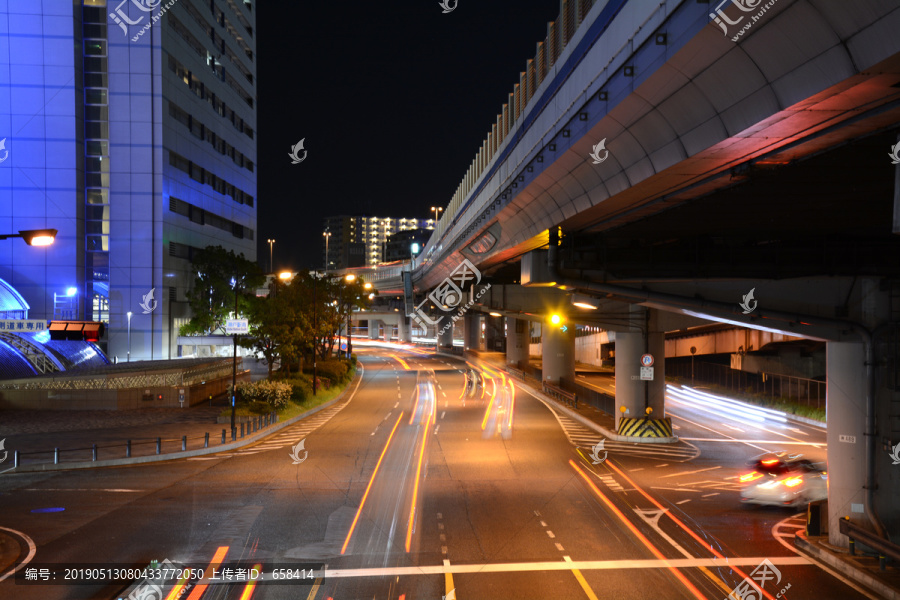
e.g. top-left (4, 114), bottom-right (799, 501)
top-left (740, 453), bottom-right (827, 508)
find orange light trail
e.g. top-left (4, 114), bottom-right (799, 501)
top-left (393, 355), bottom-right (411, 370)
top-left (508, 380), bottom-right (515, 428)
top-left (569, 461), bottom-right (706, 600)
top-left (409, 385), bottom-right (420, 425)
top-left (184, 546), bottom-right (229, 600)
top-left (405, 424), bottom-right (430, 552)
top-left (237, 563), bottom-right (263, 600)
top-left (479, 373), bottom-right (487, 399)
top-left (481, 389), bottom-right (496, 430)
top-left (604, 460), bottom-right (779, 600)
top-left (341, 412), bottom-right (404, 555)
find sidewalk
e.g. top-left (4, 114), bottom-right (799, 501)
top-left (0, 394), bottom-right (249, 468)
top-left (0, 358), bottom-right (329, 471)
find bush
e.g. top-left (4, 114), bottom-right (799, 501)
top-left (314, 359), bottom-right (351, 384)
top-left (235, 380), bottom-right (292, 409)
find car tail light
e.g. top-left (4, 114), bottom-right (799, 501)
top-left (783, 476), bottom-right (803, 487)
top-left (761, 458), bottom-right (780, 466)
top-left (740, 471), bottom-right (762, 483)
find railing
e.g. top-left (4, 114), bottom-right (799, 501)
top-left (427, 0), bottom-right (601, 249)
top-left (543, 381), bottom-right (577, 409)
top-left (666, 360), bottom-right (826, 409)
top-left (10, 412), bottom-right (278, 469)
top-left (840, 517), bottom-right (900, 571)
top-left (0, 358), bottom-right (239, 390)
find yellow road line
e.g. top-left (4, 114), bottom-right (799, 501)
top-left (563, 555), bottom-right (599, 600)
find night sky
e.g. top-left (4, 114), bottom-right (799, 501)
top-left (256, 1), bottom-right (561, 271)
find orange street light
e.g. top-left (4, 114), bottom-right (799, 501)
top-left (0, 229), bottom-right (58, 246)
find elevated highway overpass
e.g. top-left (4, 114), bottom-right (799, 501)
top-left (342, 0), bottom-right (900, 549)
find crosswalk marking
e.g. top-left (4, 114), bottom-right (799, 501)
top-left (211, 399), bottom-right (352, 459)
top-left (548, 410), bottom-right (700, 462)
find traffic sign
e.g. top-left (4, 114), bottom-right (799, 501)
top-left (640, 366), bottom-right (654, 380)
top-left (225, 318), bottom-right (249, 334)
top-left (640, 353), bottom-right (654, 367)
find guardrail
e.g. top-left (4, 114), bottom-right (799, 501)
top-left (840, 517), bottom-right (900, 571)
top-left (542, 382), bottom-right (577, 409)
top-left (10, 411), bottom-right (278, 469)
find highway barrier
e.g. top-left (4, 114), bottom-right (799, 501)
top-left (616, 416), bottom-right (673, 438)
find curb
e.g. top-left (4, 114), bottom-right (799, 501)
top-left (794, 531), bottom-right (899, 600)
top-left (4, 367), bottom-right (364, 474)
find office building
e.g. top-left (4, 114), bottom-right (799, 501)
top-left (0, 0), bottom-right (257, 361)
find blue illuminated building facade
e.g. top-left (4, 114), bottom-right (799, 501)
top-left (0, 0), bottom-right (257, 361)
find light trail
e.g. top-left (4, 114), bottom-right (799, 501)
top-left (569, 461), bottom-right (706, 600)
top-left (341, 412), bottom-right (405, 555)
top-left (604, 460), bottom-right (780, 600)
top-left (237, 563), bottom-right (263, 600)
top-left (184, 546), bottom-right (229, 600)
top-left (405, 422), bottom-right (430, 552)
top-left (508, 379), bottom-right (515, 429)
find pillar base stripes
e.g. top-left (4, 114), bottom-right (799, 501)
top-left (617, 417), bottom-right (673, 438)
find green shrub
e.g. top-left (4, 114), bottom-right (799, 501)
top-left (235, 380), bottom-right (292, 408)
top-left (314, 359), bottom-right (350, 384)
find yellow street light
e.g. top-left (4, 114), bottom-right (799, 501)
top-left (549, 313), bottom-right (562, 325)
top-left (345, 274), bottom-right (356, 283)
top-left (278, 271), bottom-right (292, 280)
top-left (364, 282), bottom-right (372, 290)
top-left (0, 229), bottom-right (58, 246)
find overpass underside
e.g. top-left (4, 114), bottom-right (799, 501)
top-left (403, 0), bottom-right (900, 551)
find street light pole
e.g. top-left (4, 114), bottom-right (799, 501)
top-left (267, 238), bottom-right (275, 273)
top-left (230, 277), bottom-right (239, 438)
top-left (313, 272), bottom-right (318, 395)
top-left (323, 230), bottom-right (331, 272)
top-left (126, 311), bottom-right (132, 362)
top-left (431, 206), bottom-right (443, 226)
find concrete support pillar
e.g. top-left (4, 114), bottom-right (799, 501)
top-left (613, 309), bottom-right (666, 429)
top-left (437, 314), bottom-right (454, 350)
top-left (368, 319), bottom-right (381, 340)
top-left (464, 313), bottom-right (483, 351)
top-left (484, 315), bottom-right (504, 352)
top-left (826, 341), bottom-right (868, 547)
top-left (398, 317), bottom-right (412, 343)
top-left (506, 317), bottom-right (529, 368)
top-left (542, 321), bottom-right (575, 386)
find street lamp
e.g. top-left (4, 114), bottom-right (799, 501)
top-left (229, 276), bottom-right (241, 439)
top-left (344, 274), bottom-right (357, 360)
top-left (431, 206), bottom-right (443, 225)
top-left (323, 230), bottom-right (331, 272)
top-left (126, 311), bottom-right (133, 362)
top-left (0, 228), bottom-right (58, 246)
top-left (267, 239), bottom-right (275, 273)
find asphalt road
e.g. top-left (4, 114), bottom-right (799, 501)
top-left (0, 348), bottom-right (877, 600)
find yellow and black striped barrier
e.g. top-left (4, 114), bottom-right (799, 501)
top-left (617, 416), bottom-right (673, 438)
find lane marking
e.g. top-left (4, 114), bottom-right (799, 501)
top-left (341, 412), bottom-right (405, 555)
top-left (569, 461), bottom-right (705, 600)
top-left (669, 412), bottom-right (771, 453)
top-left (321, 555), bottom-right (812, 578)
top-left (20, 488), bottom-right (142, 492)
top-left (675, 499), bottom-right (692, 505)
top-left (443, 559), bottom-right (455, 600)
top-left (605, 461), bottom-right (780, 600)
top-left (659, 466), bottom-right (721, 479)
top-left (0, 526), bottom-right (36, 582)
top-left (546, 531), bottom-right (555, 539)
top-left (563, 555), bottom-right (599, 600)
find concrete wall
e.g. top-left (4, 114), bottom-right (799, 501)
top-left (0, 370), bottom-right (248, 410)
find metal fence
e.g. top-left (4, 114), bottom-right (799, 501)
top-left (666, 360), bottom-right (826, 409)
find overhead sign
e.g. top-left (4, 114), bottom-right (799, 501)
top-left (640, 366), bottom-right (654, 380)
top-left (0, 319), bottom-right (48, 332)
top-left (640, 354), bottom-right (654, 367)
top-left (225, 318), bottom-right (249, 335)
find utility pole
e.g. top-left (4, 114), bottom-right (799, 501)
top-left (267, 239), bottom-right (275, 272)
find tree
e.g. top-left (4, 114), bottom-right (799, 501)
top-left (179, 245), bottom-right (265, 336)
